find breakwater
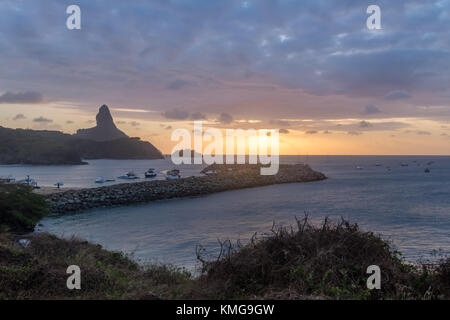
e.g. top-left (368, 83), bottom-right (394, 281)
top-left (46, 164), bottom-right (327, 214)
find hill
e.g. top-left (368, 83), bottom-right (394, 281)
top-left (0, 105), bottom-right (163, 165)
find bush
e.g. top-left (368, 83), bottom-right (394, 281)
top-left (0, 184), bottom-right (49, 232)
top-left (197, 215), bottom-right (447, 300)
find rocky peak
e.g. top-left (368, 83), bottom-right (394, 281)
top-left (96, 105), bottom-right (115, 128)
top-left (74, 104), bottom-right (128, 142)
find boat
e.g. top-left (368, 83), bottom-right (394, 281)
top-left (400, 163), bottom-right (409, 167)
top-left (95, 177), bottom-right (105, 183)
top-left (54, 182), bottom-right (64, 189)
top-left (118, 172), bottom-right (139, 180)
top-left (0, 175), bottom-right (15, 184)
top-left (424, 168), bottom-right (431, 173)
top-left (356, 166), bottom-right (364, 170)
top-left (145, 168), bottom-right (157, 178)
top-left (165, 169), bottom-right (181, 180)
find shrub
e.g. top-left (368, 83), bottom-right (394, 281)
top-left (0, 184), bottom-right (49, 232)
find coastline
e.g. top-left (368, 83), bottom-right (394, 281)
top-left (46, 164), bottom-right (327, 214)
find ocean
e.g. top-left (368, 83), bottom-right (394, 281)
top-left (2, 156), bottom-right (449, 271)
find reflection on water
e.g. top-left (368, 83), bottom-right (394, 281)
top-left (31, 156), bottom-right (450, 271)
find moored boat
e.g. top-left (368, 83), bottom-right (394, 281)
top-left (118, 172), bottom-right (139, 180)
top-left (165, 169), bottom-right (180, 180)
top-left (145, 168), bottom-right (157, 178)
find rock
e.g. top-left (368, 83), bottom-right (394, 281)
top-left (47, 164), bottom-right (327, 214)
top-left (74, 105), bottom-right (128, 142)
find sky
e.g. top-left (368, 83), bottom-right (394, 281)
top-left (0, 0), bottom-right (449, 155)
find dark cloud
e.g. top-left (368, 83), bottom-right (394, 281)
top-left (279, 128), bottom-right (290, 134)
top-left (66, 120), bottom-right (74, 124)
top-left (130, 121), bottom-right (140, 127)
top-left (0, 91), bottom-right (43, 104)
top-left (218, 113), bottom-right (233, 124)
top-left (348, 131), bottom-right (362, 136)
top-left (166, 125), bottom-right (173, 130)
top-left (305, 130), bottom-right (318, 134)
top-left (13, 114), bottom-right (26, 120)
top-left (33, 116), bottom-right (53, 123)
top-left (162, 108), bottom-right (190, 120)
top-left (384, 90), bottom-right (412, 100)
top-left (417, 131), bottom-right (431, 135)
top-left (359, 121), bottom-right (373, 128)
top-left (323, 130), bottom-right (332, 134)
top-left (363, 104), bottom-right (381, 115)
top-left (190, 112), bottom-right (206, 120)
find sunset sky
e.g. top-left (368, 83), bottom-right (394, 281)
top-left (0, 0), bottom-right (449, 155)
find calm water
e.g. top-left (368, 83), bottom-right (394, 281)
top-left (0, 157), bottom-right (205, 188)
top-left (5, 156), bottom-right (449, 271)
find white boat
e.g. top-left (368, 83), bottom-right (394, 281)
top-left (95, 177), bottom-right (105, 183)
top-left (145, 168), bottom-right (157, 178)
top-left (165, 169), bottom-right (180, 180)
top-left (118, 171), bottom-right (139, 180)
top-left (356, 166), bottom-right (364, 170)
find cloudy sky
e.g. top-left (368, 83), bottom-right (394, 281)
top-left (0, 0), bottom-right (449, 154)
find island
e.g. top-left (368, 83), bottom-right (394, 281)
top-left (0, 105), bottom-right (163, 165)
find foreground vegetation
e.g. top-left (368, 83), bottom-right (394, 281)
top-left (0, 185), bottom-right (448, 300)
top-left (0, 184), bottom-right (49, 233)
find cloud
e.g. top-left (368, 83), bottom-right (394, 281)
top-left (348, 131), bottom-right (362, 136)
top-left (116, 121), bottom-right (127, 125)
top-left (417, 131), bottom-right (431, 135)
top-left (66, 120), bottom-right (74, 124)
top-left (359, 121), bottom-right (373, 128)
top-left (162, 108), bottom-right (189, 120)
top-left (130, 121), bottom-right (140, 127)
top-left (323, 130), bottom-right (332, 134)
top-left (190, 112), bottom-right (206, 120)
top-left (279, 128), bottom-right (290, 134)
top-left (270, 119), bottom-right (291, 127)
top-left (305, 130), bottom-right (318, 134)
top-left (0, 91), bottom-right (43, 104)
top-left (363, 104), bottom-right (381, 115)
top-left (165, 125), bottom-right (173, 130)
top-left (33, 116), bottom-right (53, 123)
top-left (217, 112), bottom-right (233, 124)
top-left (167, 79), bottom-right (191, 90)
top-left (13, 114), bottom-right (26, 120)
top-left (384, 90), bottom-right (412, 100)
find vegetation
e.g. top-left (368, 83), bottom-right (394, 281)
top-left (0, 126), bottom-right (163, 165)
top-left (0, 213), bottom-right (448, 300)
top-left (0, 184), bottom-right (49, 233)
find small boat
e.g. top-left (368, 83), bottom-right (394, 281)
top-left (95, 177), bottom-right (105, 184)
top-left (118, 172), bottom-right (139, 180)
top-left (400, 163), bottom-right (409, 167)
top-left (424, 168), bottom-right (431, 173)
top-left (375, 163), bottom-right (382, 167)
top-left (165, 169), bottom-right (181, 180)
top-left (54, 182), bottom-right (64, 189)
top-left (356, 166), bottom-right (364, 170)
top-left (145, 168), bottom-right (157, 178)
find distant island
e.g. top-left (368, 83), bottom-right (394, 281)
top-left (0, 105), bottom-right (163, 165)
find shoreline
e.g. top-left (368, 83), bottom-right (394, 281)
top-left (46, 164), bottom-right (327, 214)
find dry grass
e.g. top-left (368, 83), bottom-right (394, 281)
top-left (0, 216), bottom-right (448, 300)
